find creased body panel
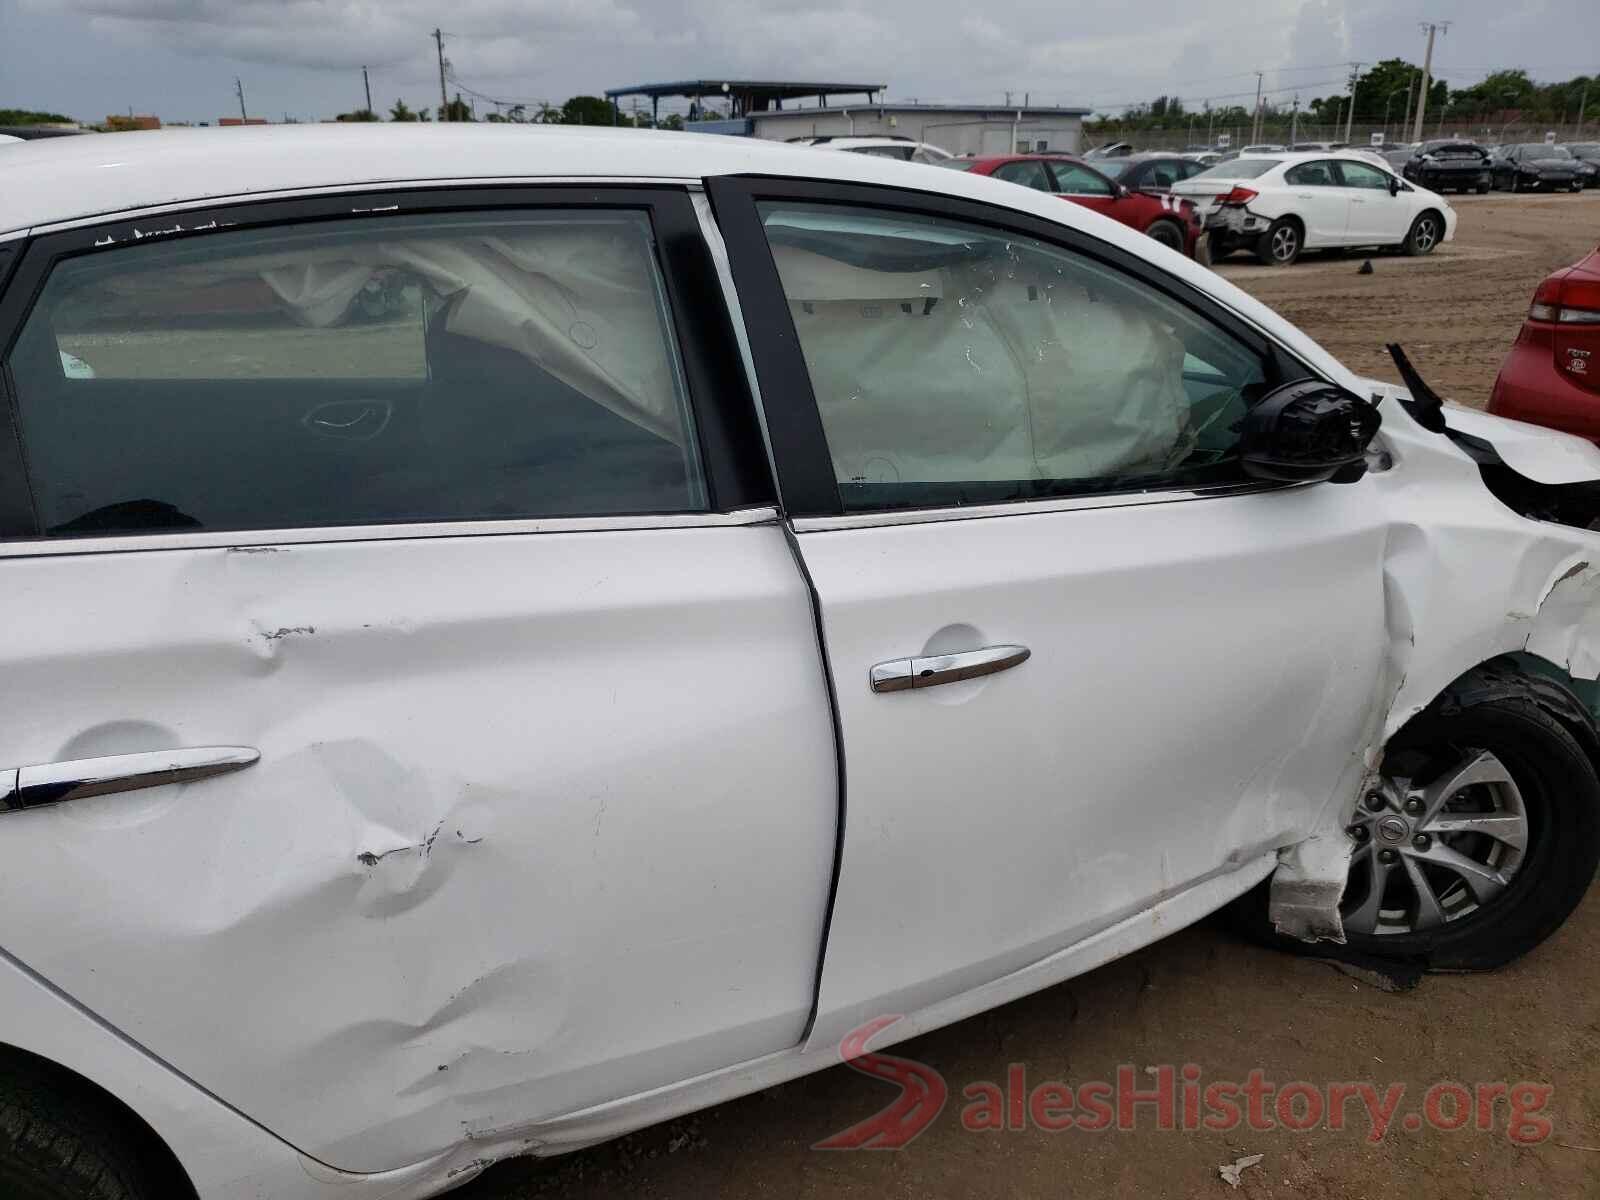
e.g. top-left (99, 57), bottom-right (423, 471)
top-left (0, 524), bottom-right (835, 1173)
top-left (797, 485), bottom-right (1392, 1050)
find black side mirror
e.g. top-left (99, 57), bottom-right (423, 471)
top-left (1238, 379), bottom-right (1381, 484)
top-left (1387, 175), bottom-right (1401, 196)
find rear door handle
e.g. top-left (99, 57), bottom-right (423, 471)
top-left (870, 645), bottom-right (1030, 693)
top-left (0, 746), bottom-right (259, 814)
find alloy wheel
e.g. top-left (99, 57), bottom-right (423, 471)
top-left (1342, 749), bottom-right (1529, 936)
top-left (1413, 218), bottom-right (1438, 252)
top-left (1271, 225), bottom-right (1298, 262)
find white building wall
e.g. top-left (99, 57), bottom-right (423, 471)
top-left (748, 110), bottom-right (1084, 156)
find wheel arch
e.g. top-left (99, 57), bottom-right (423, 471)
top-left (0, 1041), bottom-right (198, 1200)
top-left (1404, 652), bottom-right (1600, 785)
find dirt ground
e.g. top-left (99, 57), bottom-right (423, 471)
top-left (458, 194), bottom-right (1600, 1200)
top-left (1215, 191), bottom-right (1600, 408)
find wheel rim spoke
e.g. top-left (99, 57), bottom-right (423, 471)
top-left (1416, 750), bottom-right (1513, 825)
top-left (1342, 846), bottom-right (1393, 935)
top-left (1411, 842), bottom-right (1511, 905)
top-left (1423, 812), bottom-right (1528, 850)
top-left (1400, 854), bottom-right (1447, 930)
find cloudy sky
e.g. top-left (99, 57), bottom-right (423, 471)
top-left (2, 0), bottom-right (1595, 126)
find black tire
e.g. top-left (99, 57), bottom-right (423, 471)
top-left (1145, 219), bottom-right (1185, 254)
top-left (0, 1053), bottom-right (177, 1200)
top-left (1402, 210), bottom-right (1444, 256)
top-left (1477, 183), bottom-right (1490, 194)
top-left (1254, 217), bottom-right (1302, 266)
top-left (1232, 664), bottom-right (1600, 970)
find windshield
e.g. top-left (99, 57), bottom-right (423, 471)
top-left (1190, 159), bottom-right (1279, 180)
top-left (1422, 142), bottom-right (1483, 158)
top-left (1096, 160), bottom-right (1133, 179)
top-left (1523, 144), bottom-right (1572, 158)
top-left (937, 159), bottom-right (978, 171)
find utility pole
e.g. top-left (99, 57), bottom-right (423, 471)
top-left (362, 66), bottom-right (372, 115)
top-left (433, 28), bottom-right (449, 121)
top-left (1250, 71), bottom-right (1264, 144)
top-left (1290, 93), bottom-right (1300, 147)
top-left (1412, 21), bottom-right (1451, 143)
top-left (235, 77), bottom-right (247, 120)
top-left (1345, 62), bottom-right (1362, 145)
top-left (1579, 80), bottom-right (1589, 138)
top-left (1401, 73), bottom-right (1416, 138)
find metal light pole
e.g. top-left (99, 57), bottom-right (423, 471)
top-left (1412, 21), bottom-right (1451, 144)
top-left (1345, 62), bottom-right (1362, 145)
top-left (1250, 71), bottom-right (1264, 145)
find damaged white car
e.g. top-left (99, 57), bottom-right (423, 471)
top-left (0, 126), bottom-right (1598, 1200)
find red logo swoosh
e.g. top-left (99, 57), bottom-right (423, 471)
top-left (813, 1015), bottom-right (948, 1150)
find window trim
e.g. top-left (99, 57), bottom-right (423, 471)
top-left (705, 173), bottom-right (1309, 518)
top-left (1044, 161), bottom-right (1118, 198)
top-left (0, 184), bottom-right (775, 543)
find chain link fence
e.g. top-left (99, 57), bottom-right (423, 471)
top-left (1084, 121), bottom-right (1599, 153)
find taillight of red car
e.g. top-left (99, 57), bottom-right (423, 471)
top-left (1527, 265), bottom-right (1600, 394)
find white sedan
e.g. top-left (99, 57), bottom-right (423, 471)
top-left (1172, 150), bottom-right (1457, 265)
top-left (0, 126), bottom-right (1597, 1200)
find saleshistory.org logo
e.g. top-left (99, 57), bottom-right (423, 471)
top-left (813, 1017), bottom-right (1555, 1150)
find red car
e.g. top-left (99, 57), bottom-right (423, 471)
top-left (941, 154), bottom-right (1210, 263)
top-left (1489, 245), bottom-right (1600, 439)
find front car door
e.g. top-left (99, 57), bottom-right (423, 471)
top-left (1337, 159), bottom-right (1413, 243)
top-left (990, 158), bottom-right (1058, 194)
top-left (0, 187), bottom-right (837, 1171)
top-left (1283, 159), bottom-right (1353, 246)
top-left (1046, 159), bottom-right (1120, 218)
top-left (709, 176), bottom-right (1392, 1047)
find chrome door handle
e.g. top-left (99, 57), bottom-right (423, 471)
top-left (0, 746), bottom-right (259, 814)
top-left (870, 645), bottom-right (1030, 693)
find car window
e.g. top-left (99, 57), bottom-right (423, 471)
top-left (1190, 159), bottom-right (1280, 180)
top-left (1047, 162), bottom-right (1116, 196)
top-left (754, 202), bottom-right (1267, 512)
top-left (1149, 163), bottom-right (1180, 188)
top-left (910, 146), bottom-right (947, 164)
top-left (851, 145), bottom-right (914, 161)
top-left (7, 209), bottom-right (707, 535)
top-left (1336, 160), bottom-right (1392, 190)
top-left (992, 160), bottom-right (1055, 191)
top-left (1285, 160), bottom-right (1338, 186)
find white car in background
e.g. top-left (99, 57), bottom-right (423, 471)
top-left (1172, 150), bottom-right (1456, 265)
top-left (798, 135), bottom-right (953, 163)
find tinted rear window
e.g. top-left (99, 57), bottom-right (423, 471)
top-left (1191, 159), bottom-right (1279, 181)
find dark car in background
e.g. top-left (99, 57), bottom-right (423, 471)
top-left (1562, 144), bottom-right (1600, 189)
top-left (1092, 152), bottom-right (1209, 192)
top-left (1403, 140), bottom-right (1492, 194)
top-left (1492, 143), bottom-right (1584, 192)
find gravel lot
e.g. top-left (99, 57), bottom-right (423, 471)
top-left (459, 192), bottom-right (1600, 1200)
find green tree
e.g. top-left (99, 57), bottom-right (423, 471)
top-left (0, 108), bottom-right (74, 125)
top-left (389, 99), bottom-right (418, 122)
top-left (1349, 58), bottom-right (1447, 124)
top-left (336, 109), bottom-right (379, 122)
top-left (440, 93), bottom-right (474, 122)
top-left (659, 113), bottom-right (685, 131)
top-left (560, 95), bottom-right (618, 126)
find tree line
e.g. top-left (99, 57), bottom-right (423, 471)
top-left (336, 94), bottom-right (677, 128)
top-left (1091, 59), bottom-right (1595, 135)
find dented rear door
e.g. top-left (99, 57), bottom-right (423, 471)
top-left (0, 189), bottom-right (836, 1171)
